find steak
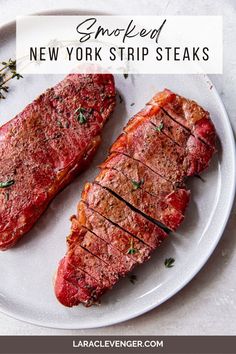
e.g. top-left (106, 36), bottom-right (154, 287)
top-left (77, 203), bottom-right (152, 263)
top-left (96, 168), bottom-right (188, 231)
top-left (54, 89), bottom-right (216, 307)
top-left (0, 74), bottom-right (116, 250)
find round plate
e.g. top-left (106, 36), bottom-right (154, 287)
top-left (0, 10), bottom-right (235, 329)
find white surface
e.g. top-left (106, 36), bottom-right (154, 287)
top-left (0, 0), bottom-right (235, 335)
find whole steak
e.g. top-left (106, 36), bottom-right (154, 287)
top-left (0, 74), bottom-right (116, 250)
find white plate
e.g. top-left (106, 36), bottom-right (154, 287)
top-left (0, 11), bottom-right (235, 329)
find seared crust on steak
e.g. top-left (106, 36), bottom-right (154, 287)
top-left (55, 89), bottom-right (216, 307)
top-left (0, 74), bottom-right (115, 250)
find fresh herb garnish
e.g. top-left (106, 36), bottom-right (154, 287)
top-left (129, 274), bottom-right (137, 284)
top-left (123, 74), bottom-right (128, 79)
top-left (131, 179), bottom-right (144, 190)
top-left (57, 120), bottom-right (63, 128)
top-left (0, 59), bottom-right (23, 100)
top-left (155, 122), bottom-right (164, 132)
top-left (0, 59), bottom-right (16, 72)
top-left (194, 174), bottom-right (205, 182)
top-left (0, 180), bottom-right (15, 188)
top-left (75, 107), bottom-right (87, 124)
top-left (164, 257), bottom-right (175, 268)
top-left (118, 94), bottom-right (123, 104)
top-left (127, 238), bottom-right (138, 255)
top-left (5, 191), bottom-right (9, 201)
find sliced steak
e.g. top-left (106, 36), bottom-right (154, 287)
top-left (137, 103), bottom-right (214, 173)
top-left (78, 202), bottom-right (152, 263)
top-left (82, 183), bottom-right (168, 248)
top-left (55, 257), bottom-right (104, 307)
top-left (96, 168), bottom-right (188, 231)
top-left (68, 243), bottom-right (118, 289)
top-left (0, 74), bottom-right (115, 250)
top-left (100, 153), bottom-right (189, 213)
top-left (68, 218), bottom-right (135, 275)
top-left (101, 152), bottom-right (177, 193)
top-left (55, 89), bottom-right (216, 307)
top-left (111, 119), bottom-right (188, 182)
top-left (150, 89), bottom-right (216, 147)
top-left (111, 105), bottom-right (214, 182)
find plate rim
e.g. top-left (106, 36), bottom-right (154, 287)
top-left (0, 10), bottom-right (235, 330)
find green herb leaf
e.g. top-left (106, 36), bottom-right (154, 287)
top-left (75, 107), bottom-right (87, 124)
top-left (194, 174), bottom-right (205, 182)
top-left (0, 180), bottom-right (15, 188)
top-left (5, 191), bottom-right (9, 201)
top-left (164, 257), bottom-right (175, 268)
top-left (131, 179), bottom-right (144, 190)
top-left (57, 120), bottom-right (63, 128)
top-left (127, 238), bottom-right (138, 255)
top-left (155, 122), bottom-right (164, 132)
top-left (129, 274), bottom-right (137, 284)
top-left (11, 71), bottom-right (23, 80)
top-left (0, 59), bottom-right (22, 100)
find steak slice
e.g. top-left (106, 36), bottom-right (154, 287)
top-left (111, 105), bottom-right (214, 182)
top-left (111, 120), bottom-right (188, 182)
top-left (100, 153), bottom-right (189, 213)
top-left (67, 243), bottom-right (118, 289)
top-left (55, 257), bottom-right (104, 307)
top-left (78, 202), bottom-right (152, 263)
top-left (82, 182), bottom-right (168, 249)
top-left (96, 168), bottom-right (188, 231)
top-left (55, 202), bottom-right (155, 307)
top-left (55, 89), bottom-right (216, 307)
top-left (68, 218), bottom-right (135, 275)
top-left (0, 74), bottom-right (115, 250)
top-left (150, 89), bottom-right (216, 147)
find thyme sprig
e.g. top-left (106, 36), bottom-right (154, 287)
top-left (0, 179), bottom-right (15, 188)
top-left (129, 274), bottom-right (137, 284)
top-left (164, 257), bottom-right (175, 268)
top-left (155, 121), bottom-right (164, 132)
top-left (127, 238), bottom-right (138, 255)
top-left (75, 107), bottom-right (87, 124)
top-left (0, 59), bottom-right (23, 100)
top-left (131, 179), bottom-right (144, 191)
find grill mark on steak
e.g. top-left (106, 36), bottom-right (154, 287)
top-left (78, 202), bottom-right (152, 263)
top-left (82, 183), bottom-right (168, 249)
top-left (96, 168), bottom-right (186, 231)
top-left (0, 74), bottom-right (115, 250)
